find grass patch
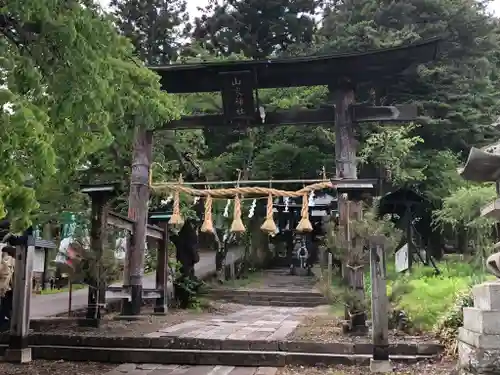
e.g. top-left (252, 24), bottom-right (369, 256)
top-left (319, 255), bottom-right (491, 332)
top-left (39, 284), bottom-right (85, 295)
top-left (387, 256), bottom-right (492, 331)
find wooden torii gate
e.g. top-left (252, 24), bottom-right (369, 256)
top-left (125, 39), bottom-right (440, 323)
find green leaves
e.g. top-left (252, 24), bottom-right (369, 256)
top-left (0, 0), bottom-right (178, 230)
top-left (359, 124), bottom-right (424, 185)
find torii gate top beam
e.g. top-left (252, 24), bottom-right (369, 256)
top-left (150, 38), bottom-right (440, 94)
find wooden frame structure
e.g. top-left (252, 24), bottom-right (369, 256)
top-left (80, 183), bottom-right (169, 324)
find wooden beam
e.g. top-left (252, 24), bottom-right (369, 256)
top-left (163, 105), bottom-right (417, 130)
top-left (107, 212), bottom-right (164, 240)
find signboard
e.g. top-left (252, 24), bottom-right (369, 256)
top-left (33, 249), bottom-right (45, 273)
top-left (220, 70), bottom-right (254, 124)
top-left (395, 244), bottom-right (409, 273)
top-left (55, 212), bottom-right (87, 267)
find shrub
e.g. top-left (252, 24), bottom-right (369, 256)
top-left (434, 288), bottom-right (474, 354)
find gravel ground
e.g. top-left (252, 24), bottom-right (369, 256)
top-left (31, 301), bottom-right (242, 337)
top-left (277, 359), bottom-right (457, 375)
top-left (0, 360), bottom-right (115, 375)
top-left (287, 308), bottom-right (437, 344)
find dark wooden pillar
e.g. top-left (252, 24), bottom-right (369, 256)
top-left (332, 82), bottom-right (357, 179)
top-left (123, 127), bottom-right (153, 316)
top-left (84, 193), bottom-right (109, 327)
top-left (369, 236), bottom-right (391, 371)
top-left (42, 248), bottom-right (49, 291)
top-left (154, 222), bottom-right (169, 314)
top-left (330, 81), bottom-right (367, 332)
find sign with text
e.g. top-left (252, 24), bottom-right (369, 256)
top-left (395, 244), bottom-right (409, 273)
top-left (220, 70), bottom-right (254, 124)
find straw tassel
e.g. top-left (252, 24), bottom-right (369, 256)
top-left (201, 195), bottom-right (214, 233)
top-left (261, 193), bottom-right (277, 234)
top-left (169, 175), bottom-right (184, 226)
top-left (230, 195), bottom-right (245, 233)
top-left (296, 193), bottom-right (312, 232)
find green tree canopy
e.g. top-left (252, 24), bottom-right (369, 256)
top-left (192, 0), bottom-right (318, 58)
top-left (1, 0), bottom-right (178, 230)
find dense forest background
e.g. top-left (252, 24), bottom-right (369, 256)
top-left (3, 0), bottom-right (500, 255)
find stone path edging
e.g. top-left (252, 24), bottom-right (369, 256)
top-left (0, 344), bottom-right (441, 367)
top-left (0, 333), bottom-right (443, 356)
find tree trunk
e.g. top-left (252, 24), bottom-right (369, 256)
top-left (215, 228), bottom-right (229, 283)
top-left (122, 127), bottom-right (153, 316)
top-left (170, 220), bottom-right (200, 309)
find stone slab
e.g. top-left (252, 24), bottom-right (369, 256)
top-left (473, 281), bottom-right (500, 311)
top-left (463, 308), bottom-right (500, 334)
top-left (208, 366), bottom-right (237, 375)
top-left (459, 327), bottom-right (500, 350)
top-left (458, 339), bottom-right (500, 374)
top-left (3, 347), bottom-right (32, 363)
top-left (254, 368), bottom-right (277, 375)
top-left (370, 359), bottom-right (392, 373)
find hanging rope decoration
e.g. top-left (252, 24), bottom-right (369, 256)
top-left (169, 175), bottom-right (184, 226)
top-left (261, 193), bottom-right (277, 234)
top-left (230, 194), bottom-right (245, 232)
top-left (201, 194), bottom-right (214, 233)
top-left (296, 193), bottom-right (313, 233)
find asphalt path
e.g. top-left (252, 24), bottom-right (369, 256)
top-left (30, 248), bottom-right (242, 318)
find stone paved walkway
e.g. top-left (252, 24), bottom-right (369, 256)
top-left (146, 306), bottom-right (313, 341)
top-left (105, 364), bottom-right (278, 375)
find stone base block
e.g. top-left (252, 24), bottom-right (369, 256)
top-left (3, 347), bottom-right (32, 363)
top-left (458, 340), bottom-right (500, 374)
top-left (459, 327), bottom-right (500, 350)
top-left (463, 308), bottom-right (500, 334)
top-left (473, 282), bottom-right (500, 311)
top-left (370, 359), bottom-right (392, 373)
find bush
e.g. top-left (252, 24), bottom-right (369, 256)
top-left (434, 288), bottom-right (474, 354)
top-left (385, 257), bottom-right (488, 332)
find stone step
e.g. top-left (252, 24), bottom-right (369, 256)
top-left (106, 364), bottom-right (279, 375)
top-left (0, 345), bottom-right (439, 367)
top-left (203, 295), bottom-right (326, 307)
top-left (205, 290), bottom-right (324, 298)
top-left (205, 294), bottom-right (325, 302)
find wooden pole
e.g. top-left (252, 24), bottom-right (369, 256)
top-left (405, 207), bottom-right (413, 273)
top-left (327, 252), bottom-right (333, 287)
top-left (5, 228), bottom-right (34, 363)
top-left (331, 81), bottom-right (367, 332)
top-left (154, 222), bottom-right (169, 314)
top-left (369, 236), bottom-right (391, 373)
top-left (68, 279), bottom-right (73, 317)
top-left (332, 81), bottom-right (357, 180)
top-left (228, 252), bottom-right (235, 283)
top-left (84, 192), bottom-right (108, 327)
top-left (123, 127), bottom-right (153, 316)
